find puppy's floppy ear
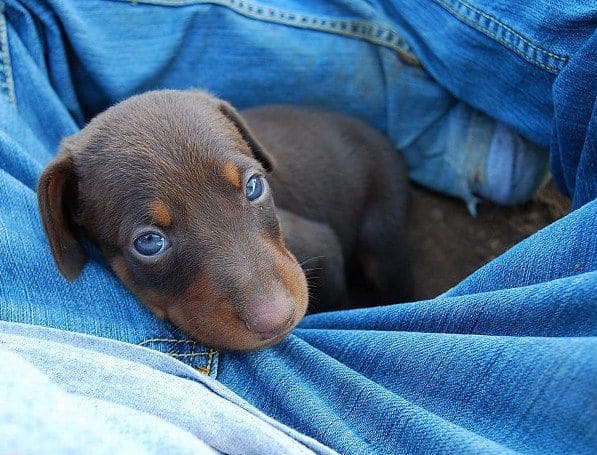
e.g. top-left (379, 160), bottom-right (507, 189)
top-left (37, 136), bottom-right (87, 281)
top-left (219, 101), bottom-right (275, 172)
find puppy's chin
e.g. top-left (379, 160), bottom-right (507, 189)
top-left (163, 294), bottom-right (307, 351)
top-left (110, 239), bottom-right (309, 350)
top-left (152, 262), bottom-right (309, 351)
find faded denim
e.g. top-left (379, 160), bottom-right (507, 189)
top-left (0, 321), bottom-right (334, 454)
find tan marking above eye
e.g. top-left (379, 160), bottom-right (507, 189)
top-left (148, 200), bottom-right (172, 227)
top-left (223, 161), bottom-right (242, 189)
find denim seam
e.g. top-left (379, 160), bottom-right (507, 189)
top-left (195, 349), bottom-right (216, 375)
top-left (138, 338), bottom-right (207, 346)
top-left (170, 352), bottom-right (211, 358)
top-left (111, 0), bottom-right (420, 65)
top-left (0, 4), bottom-right (16, 105)
top-left (138, 338), bottom-right (218, 375)
top-left (432, 0), bottom-right (568, 74)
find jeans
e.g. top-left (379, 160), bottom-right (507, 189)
top-left (0, 321), bottom-right (333, 454)
top-left (0, 0), bottom-right (595, 453)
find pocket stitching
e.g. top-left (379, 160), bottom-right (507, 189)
top-left (138, 337), bottom-right (219, 376)
top-left (107, 0), bottom-right (420, 66)
top-left (433, 0), bottom-right (568, 74)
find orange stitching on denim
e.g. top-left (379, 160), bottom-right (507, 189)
top-left (195, 366), bottom-right (210, 374)
top-left (206, 349), bottom-right (217, 375)
top-left (139, 338), bottom-right (217, 373)
top-left (192, 349), bottom-right (217, 375)
top-left (443, 0), bottom-right (567, 62)
top-left (170, 351), bottom-right (211, 358)
top-left (138, 338), bottom-right (201, 346)
top-left (432, 0), bottom-right (567, 74)
top-left (113, 0), bottom-right (420, 66)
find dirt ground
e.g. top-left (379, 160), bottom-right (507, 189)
top-left (408, 181), bottom-right (571, 300)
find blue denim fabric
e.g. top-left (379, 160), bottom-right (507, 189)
top-left (0, 321), bottom-right (333, 454)
top-left (550, 30), bottom-right (597, 209)
top-left (3, 0), bottom-right (571, 207)
top-left (0, 0), bottom-right (596, 453)
top-left (222, 202), bottom-right (597, 454)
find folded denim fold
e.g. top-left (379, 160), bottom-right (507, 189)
top-left (0, 321), bottom-right (333, 454)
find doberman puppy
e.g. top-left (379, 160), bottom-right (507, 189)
top-left (37, 90), bottom-right (410, 351)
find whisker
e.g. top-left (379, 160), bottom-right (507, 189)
top-left (307, 281), bottom-right (320, 290)
top-left (300, 256), bottom-right (324, 267)
top-left (302, 267), bottom-right (323, 274)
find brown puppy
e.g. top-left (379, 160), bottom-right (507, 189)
top-left (244, 105), bottom-right (411, 308)
top-left (37, 90), bottom-right (409, 351)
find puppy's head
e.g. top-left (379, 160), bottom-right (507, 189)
top-left (37, 90), bottom-right (308, 351)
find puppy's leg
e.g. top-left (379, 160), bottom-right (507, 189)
top-left (277, 209), bottom-right (349, 313)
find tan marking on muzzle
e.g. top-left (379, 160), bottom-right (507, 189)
top-left (263, 235), bottom-right (308, 308)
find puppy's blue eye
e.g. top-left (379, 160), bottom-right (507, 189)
top-left (245, 174), bottom-right (264, 201)
top-left (133, 233), bottom-right (165, 256)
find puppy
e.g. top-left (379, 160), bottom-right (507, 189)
top-left (37, 90), bottom-right (409, 351)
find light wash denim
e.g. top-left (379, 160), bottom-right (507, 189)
top-left (3, 0), bottom-right (571, 209)
top-left (0, 321), bottom-right (334, 454)
top-left (0, 0), bottom-right (595, 453)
